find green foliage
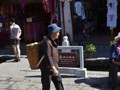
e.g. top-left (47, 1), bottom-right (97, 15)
top-left (85, 44), bottom-right (96, 52)
top-left (110, 40), bottom-right (117, 46)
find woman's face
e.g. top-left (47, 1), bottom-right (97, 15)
top-left (51, 31), bottom-right (60, 40)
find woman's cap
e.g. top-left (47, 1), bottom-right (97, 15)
top-left (48, 23), bottom-right (62, 36)
top-left (115, 32), bottom-right (120, 41)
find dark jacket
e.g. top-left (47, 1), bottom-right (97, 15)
top-left (109, 43), bottom-right (120, 63)
top-left (39, 37), bottom-right (59, 71)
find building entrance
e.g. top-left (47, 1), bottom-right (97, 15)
top-left (84, 0), bottom-right (120, 36)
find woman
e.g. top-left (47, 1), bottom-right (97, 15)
top-left (109, 32), bottom-right (120, 89)
top-left (39, 23), bottom-right (64, 90)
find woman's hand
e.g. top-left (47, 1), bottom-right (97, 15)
top-left (112, 59), bottom-right (120, 66)
top-left (15, 36), bottom-right (21, 40)
top-left (52, 66), bottom-right (59, 76)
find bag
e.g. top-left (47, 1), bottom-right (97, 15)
top-left (26, 40), bottom-right (45, 69)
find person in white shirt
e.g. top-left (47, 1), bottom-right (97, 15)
top-left (10, 18), bottom-right (21, 62)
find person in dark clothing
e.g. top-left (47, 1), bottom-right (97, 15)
top-left (74, 13), bottom-right (85, 46)
top-left (39, 23), bottom-right (64, 90)
top-left (109, 32), bottom-right (120, 89)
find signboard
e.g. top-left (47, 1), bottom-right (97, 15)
top-left (58, 52), bottom-right (79, 67)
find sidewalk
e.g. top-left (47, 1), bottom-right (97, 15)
top-left (0, 55), bottom-right (112, 90)
top-left (0, 43), bottom-right (120, 90)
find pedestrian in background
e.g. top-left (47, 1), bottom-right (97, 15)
top-left (74, 13), bottom-right (85, 46)
top-left (109, 32), bottom-right (120, 89)
top-left (39, 23), bottom-right (64, 90)
top-left (9, 18), bottom-right (21, 62)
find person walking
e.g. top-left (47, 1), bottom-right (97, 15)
top-left (10, 18), bottom-right (21, 62)
top-left (39, 23), bottom-right (64, 90)
top-left (109, 32), bottom-right (120, 89)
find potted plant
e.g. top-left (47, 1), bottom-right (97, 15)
top-left (110, 40), bottom-right (117, 46)
top-left (85, 44), bottom-right (96, 58)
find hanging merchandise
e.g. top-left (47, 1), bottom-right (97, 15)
top-left (50, 0), bottom-right (54, 17)
top-left (74, 0), bottom-right (86, 20)
top-left (42, 0), bottom-right (50, 13)
top-left (50, 0), bottom-right (59, 23)
top-left (107, 0), bottom-right (118, 28)
top-left (19, 0), bottom-right (27, 10)
top-left (42, 0), bottom-right (59, 23)
top-left (81, 0), bottom-right (86, 20)
top-left (10, 5), bottom-right (13, 14)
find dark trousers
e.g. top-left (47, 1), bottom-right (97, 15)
top-left (109, 63), bottom-right (119, 88)
top-left (41, 70), bottom-right (64, 90)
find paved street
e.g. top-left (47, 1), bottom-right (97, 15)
top-left (0, 43), bottom-right (120, 90)
top-left (0, 55), bottom-right (110, 90)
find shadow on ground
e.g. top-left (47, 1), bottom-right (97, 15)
top-left (0, 56), bottom-right (15, 63)
top-left (25, 75), bottom-right (41, 78)
top-left (75, 77), bottom-right (120, 89)
top-left (75, 77), bottom-right (108, 87)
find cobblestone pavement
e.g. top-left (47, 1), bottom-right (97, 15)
top-left (1, 55), bottom-right (120, 90)
top-left (0, 43), bottom-right (120, 90)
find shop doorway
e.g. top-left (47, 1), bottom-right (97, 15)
top-left (97, 0), bottom-right (108, 35)
top-left (84, 0), bottom-right (119, 36)
top-left (84, 0), bottom-right (108, 36)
